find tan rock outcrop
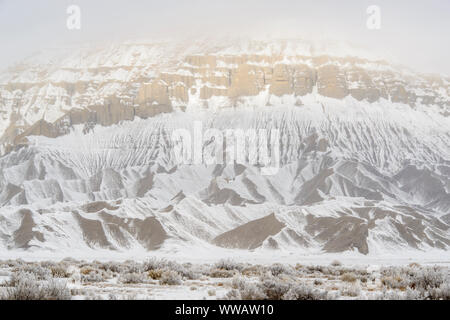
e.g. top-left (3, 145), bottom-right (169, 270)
top-left (317, 65), bottom-right (348, 99)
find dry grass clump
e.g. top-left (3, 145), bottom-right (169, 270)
top-left (226, 284), bottom-right (266, 300)
top-left (375, 289), bottom-right (404, 300)
top-left (99, 262), bottom-right (125, 274)
top-left (409, 267), bottom-right (445, 291)
top-left (227, 275), bottom-right (328, 300)
top-left (0, 259), bottom-right (447, 301)
top-left (260, 277), bottom-right (291, 300)
top-left (51, 266), bottom-right (71, 278)
top-left (428, 283), bottom-right (450, 300)
top-left (314, 279), bottom-right (324, 286)
top-left (148, 269), bottom-right (163, 280)
top-left (283, 283), bottom-right (328, 300)
top-left (381, 275), bottom-right (408, 290)
top-left (408, 262), bottom-right (421, 268)
top-left (79, 267), bottom-right (108, 283)
top-left (143, 258), bottom-right (171, 271)
top-left (80, 266), bottom-right (95, 275)
top-left (122, 261), bottom-right (144, 274)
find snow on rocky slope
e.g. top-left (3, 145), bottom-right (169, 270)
top-left (0, 38), bottom-right (449, 257)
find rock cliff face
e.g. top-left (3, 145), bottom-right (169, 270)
top-left (1, 39), bottom-right (449, 154)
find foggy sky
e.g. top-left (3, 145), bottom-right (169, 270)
top-left (0, 0), bottom-right (449, 75)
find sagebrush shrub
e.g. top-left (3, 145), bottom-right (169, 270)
top-left (269, 263), bottom-right (292, 276)
top-left (148, 269), bottom-right (163, 280)
top-left (429, 282), bottom-right (450, 300)
top-left (2, 272), bottom-right (71, 300)
top-left (409, 267), bottom-right (444, 291)
top-left (143, 258), bottom-right (170, 271)
top-left (81, 272), bottom-right (104, 283)
top-left (20, 264), bottom-right (51, 280)
top-left (260, 277), bottom-right (290, 300)
top-left (119, 272), bottom-right (145, 284)
top-left (159, 271), bottom-right (182, 286)
top-left (214, 259), bottom-right (244, 271)
top-left (283, 283), bottom-right (328, 300)
top-left (51, 266), bottom-right (70, 278)
top-left (341, 272), bottom-right (358, 283)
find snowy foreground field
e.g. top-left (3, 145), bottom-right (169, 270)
top-left (0, 257), bottom-right (449, 300)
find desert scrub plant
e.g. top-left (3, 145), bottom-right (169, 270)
top-left (241, 265), bottom-right (265, 277)
top-left (214, 259), bottom-right (244, 271)
top-left (4, 259), bottom-right (25, 268)
top-left (41, 279), bottom-right (72, 300)
top-left (80, 266), bottom-right (95, 275)
top-left (341, 272), bottom-right (358, 283)
top-left (408, 267), bottom-right (445, 292)
top-left (159, 271), bottom-right (182, 286)
top-left (143, 258), bottom-right (171, 271)
top-left (283, 283), bottom-right (328, 300)
top-left (148, 269), bottom-right (163, 280)
top-left (231, 275), bottom-right (326, 300)
top-left (429, 282), bottom-right (450, 300)
top-left (51, 265), bottom-right (70, 278)
top-left (269, 263), bottom-right (293, 276)
top-left (81, 271), bottom-right (105, 283)
top-left (1, 272), bottom-right (71, 300)
top-left (340, 283), bottom-right (361, 297)
top-left (20, 264), bottom-right (52, 280)
top-left (119, 272), bottom-right (145, 284)
top-left (209, 268), bottom-right (235, 278)
top-left (259, 277), bottom-right (291, 300)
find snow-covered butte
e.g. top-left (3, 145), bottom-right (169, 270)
top-left (0, 38), bottom-right (449, 258)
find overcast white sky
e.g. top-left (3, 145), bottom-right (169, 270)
top-left (0, 0), bottom-right (449, 75)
